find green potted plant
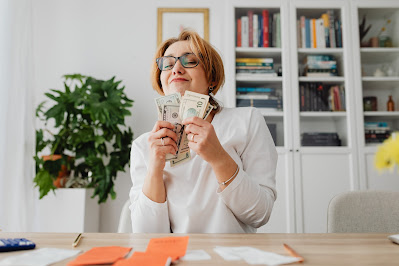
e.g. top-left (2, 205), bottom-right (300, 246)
top-left (34, 74), bottom-right (134, 203)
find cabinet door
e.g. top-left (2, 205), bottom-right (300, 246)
top-left (258, 152), bottom-right (295, 233)
top-left (365, 153), bottom-right (399, 191)
top-left (296, 153), bottom-right (353, 233)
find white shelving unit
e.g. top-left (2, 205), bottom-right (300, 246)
top-left (351, 0), bottom-right (399, 193)
top-left (227, 0), bottom-right (399, 234)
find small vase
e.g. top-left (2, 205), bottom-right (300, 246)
top-left (387, 95), bottom-right (395, 112)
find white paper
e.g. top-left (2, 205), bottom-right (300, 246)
top-left (213, 246), bottom-right (242, 261)
top-left (214, 246), bottom-right (300, 265)
top-left (0, 248), bottom-right (81, 266)
top-left (181, 249), bottom-right (211, 261)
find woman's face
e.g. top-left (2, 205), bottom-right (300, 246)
top-left (160, 41), bottom-right (209, 96)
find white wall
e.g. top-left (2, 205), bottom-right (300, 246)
top-left (32, 0), bottom-right (230, 232)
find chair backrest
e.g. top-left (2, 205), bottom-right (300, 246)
top-left (117, 200), bottom-right (132, 233)
top-left (327, 190), bottom-right (399, 233)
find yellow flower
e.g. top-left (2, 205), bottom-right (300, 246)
top-left (375, 133), bottom-right (399, 172)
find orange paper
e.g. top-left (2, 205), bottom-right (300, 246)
top-left (145, 236), bottom-right (189, 261)
top-left (114, 251), bottom-right (171, 266)
top-left (67, 246), bottom-right (132, 266)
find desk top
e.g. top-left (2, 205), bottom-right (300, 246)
top-left (0, 233), bottom-right (398, 265)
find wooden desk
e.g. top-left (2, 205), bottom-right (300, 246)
top-left (0, 233), bottom-right (398, 265)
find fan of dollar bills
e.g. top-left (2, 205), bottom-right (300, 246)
top-left (154, 91), bottom-right (215, 167)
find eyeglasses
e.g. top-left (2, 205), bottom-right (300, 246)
top-left (156, 53), bottom-right (200, 71)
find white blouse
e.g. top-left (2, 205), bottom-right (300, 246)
top-left (129, 107), bottom-right (277, 233)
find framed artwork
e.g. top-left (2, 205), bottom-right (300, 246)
top-left (157, 8), bottom-right (209, 46)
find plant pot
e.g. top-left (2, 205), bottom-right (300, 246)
top-left (36, 188), bottom-right (100, 232)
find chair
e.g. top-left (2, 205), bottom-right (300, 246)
top-left (327, 190), bottom-right (399, 233)
top-left (117, 200), bottom-right (132, 233)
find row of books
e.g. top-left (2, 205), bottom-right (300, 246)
top-left (299, 83), bottom-right (345, 111)
top-left (301, 132), bottom-right (341, 146)
top-left (365, 122), bottom-right (391, 143)
top-left (297, 11), bottom-right (343, 48)
top-left (236, 87), bottom-right (276, 95)
top-left (236, 58), bottom-right (277, 78)
top-left (303, 55), bottom-right (338, 77)
top-left (236, 10), bottom-right (281, 48)
top-left (236, 97), bottom-right (283, 110)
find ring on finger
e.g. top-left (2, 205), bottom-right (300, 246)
top-left (161, 137), bottom-right (165, 146)
top-left (191, 134), bottom-right (195, 142)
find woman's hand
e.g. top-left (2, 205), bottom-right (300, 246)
top-left (182, 116), bottom-right (226, 164)
top-left (147, 121), bottom-right (178, 171)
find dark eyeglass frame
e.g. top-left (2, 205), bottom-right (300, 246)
top-left (156, 53), bottom-right (200, 71)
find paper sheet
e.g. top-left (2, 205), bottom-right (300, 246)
top-left (181, 250), bottom-right (211, 261)
top-left (214, 246), bottom-right (301, 265)
top-left (0, 248), bottom-right (81, 266)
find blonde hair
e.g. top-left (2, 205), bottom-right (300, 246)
top-left (151, 30), bottom-right (225, 111)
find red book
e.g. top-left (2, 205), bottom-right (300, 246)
top-left (333, 86), bottom-right (341, 111)
top-left (237, 18), bottom-right (242, 47)
top-left (248, 11), bottom-right (254, 47)
top-left (262, 9), bottom-right (269, 47)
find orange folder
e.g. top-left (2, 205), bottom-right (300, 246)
top-left (114, 251), bottom-right (171, 266)
top-left (67, 246), bottom-right (132, 266)
top-left (145, 236), bottom-right (189, 261)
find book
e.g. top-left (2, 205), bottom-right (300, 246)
top-left (300, 16), bottom-right (306, 48)
top-left (262, 10), bottom-right (269, 47)
top-left (269, 13), bottom-right (273, 47)
top-left (258, 14), bottom-right (263, 47)
top-left (248, 11), bottom-right (254, 47)
top-left (236, 58), bottom-right (274, 63)
top-left (236, 87), bottom-right (276, 93)
top-left (237, 18), bottom-right (242, 47)
top-left (297, 20), bottom-right (302, 48)
top-left (316, 18), bottom-right (326, 48)
top-left (321, 13), bottom-right (330, 47)
top-left (241, 16), bottom-right (249, 47)
top-left (305, 18), bottom-right (311, 48)
top-left (236, 99), bottom-right (282, 108)
top-left (236, 66), bottom-right (273, 70)
top-left (335, 19), bottom-right (342, 47)
top-left (253, 14), bottom-right (258, 47)
top-left (236, 69), bottom-right (276, 74)
top-left (311, 18), bottom-right (317, 48)
top-left (236, 94), bottom-right (280, 100)
top-left (236, 73), bottom-right (277, 79)
top-left (276, 13), bottom-right (281, 48)
top-left (327, 10), bottom-right (336, 48)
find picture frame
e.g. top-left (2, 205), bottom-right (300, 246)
top-left (157, 8), bottom-right (209, 46)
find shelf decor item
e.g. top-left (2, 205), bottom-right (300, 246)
top-left (359, 15), bottom-right (371, 46)
top-left (378, 18), bottom-right (393, 47)
top-left (34, 74), bottom-right (134, 203)
top-left (363, 96), bottom-right (377, 111)
top-left (375, 132), bottom-right (399, 172)
top-left (387, 95), bottom-right (395, 111)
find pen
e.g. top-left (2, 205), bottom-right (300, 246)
top-left (283, 243), bottom-right (304, 263)
top-left (72, 233), bottom-right (82, 247)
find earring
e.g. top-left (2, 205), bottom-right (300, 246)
top-left (209, 86), bottom-right (214, 92)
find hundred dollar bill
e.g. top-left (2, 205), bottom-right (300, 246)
top-left (155, 93), bottom-right (182, 120)
top-left (162, 104), bottom-right (183, 161)
top-left (179, 91), bottom-right (209, 120)
top-left (203, 103), bottom-right (215, 120)
top-left (170, 149), bottom-right (191, 167)
top-left (171, 91), bottom-right (209, 167)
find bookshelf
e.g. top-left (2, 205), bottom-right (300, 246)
top-left (227, 0), bottom-right (399, 234)
top-left (229, 0), bottom-right (358, 234)
top-left (351, 0), bottom-right (399, 193)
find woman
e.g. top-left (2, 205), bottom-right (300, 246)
top-left (129, 30), bottom-right (277, 233)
